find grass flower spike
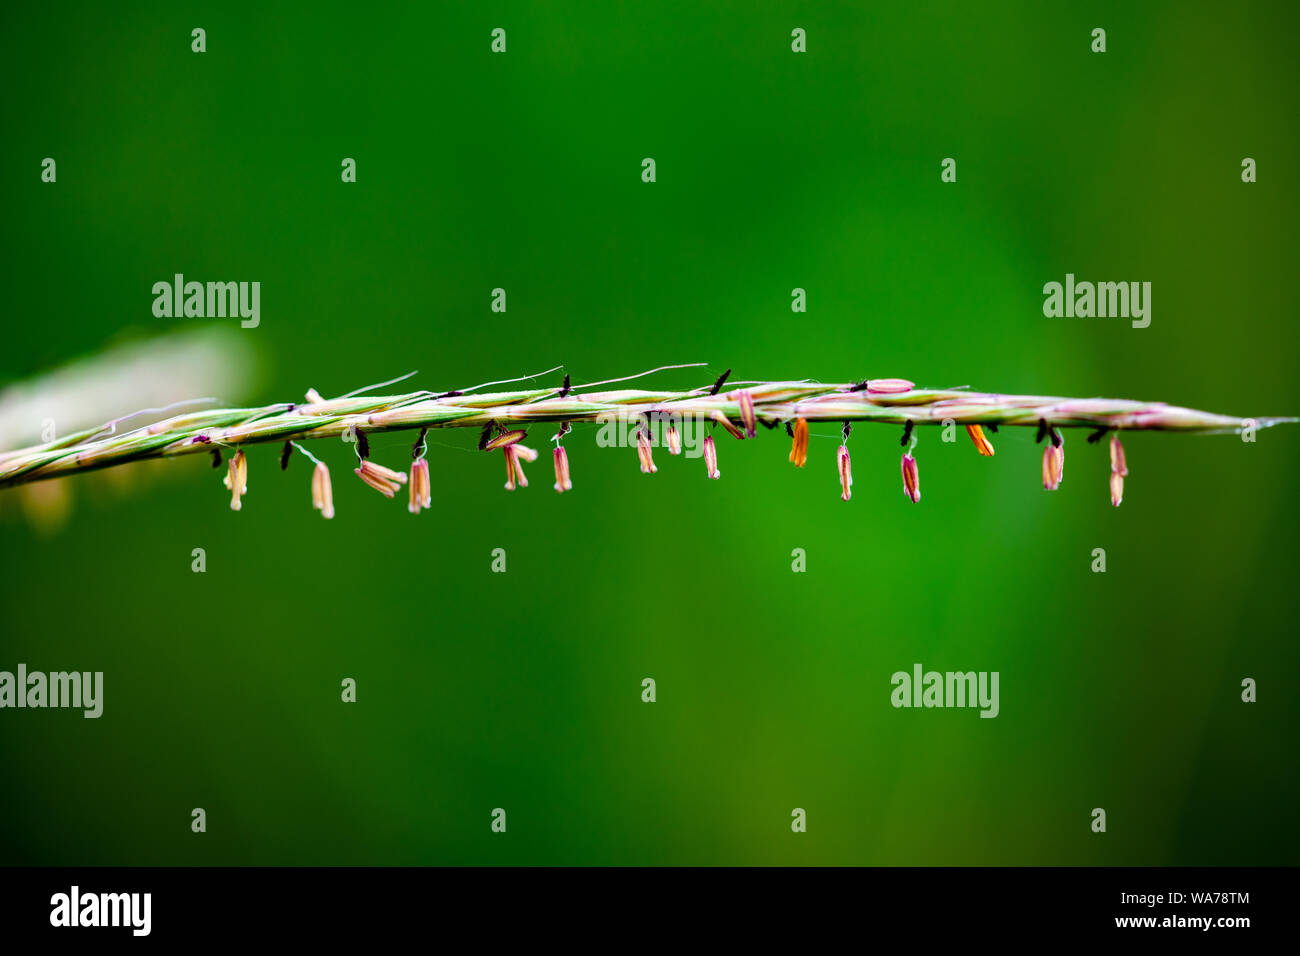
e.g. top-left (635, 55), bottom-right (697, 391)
top-left (0, 365), bottom-right (1289, 519)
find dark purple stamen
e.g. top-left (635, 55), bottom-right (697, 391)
top-left (411, 427), bottom-right (429, 459)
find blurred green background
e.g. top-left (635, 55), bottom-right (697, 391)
top-left (1, 0), bottom-right (1296, 865)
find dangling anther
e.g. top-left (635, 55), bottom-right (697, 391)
top-left (709, 410), bottom-right (745, 440)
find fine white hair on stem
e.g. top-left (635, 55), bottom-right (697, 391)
top-left (337, 370), bottom-right (420, 399)
top-left (726, 379), bottom-right (815, 386)
top-left (572, 362), bottom-right (708, 390)
top-left (343, 366), bottom-right (568, 407)
top-left (89, 397), bottom-right (223, 440)
top-left (455, 365), bottom-right (565, 394)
